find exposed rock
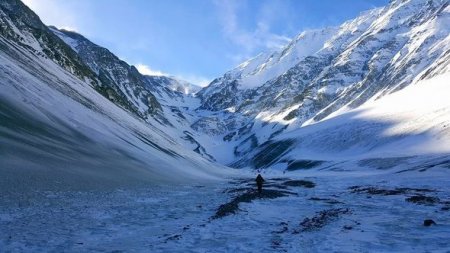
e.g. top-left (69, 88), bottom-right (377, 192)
top-left (295, 208), bottom-right (351, 233)
top-left (406, 195), bottom-right (440, 205)
top-left (286, 160), bottom-right (324, 171)
top-left (423, 219), bottom-right (437, 227)
top-left (349, 186), bottom-right (435, 196)
top-left (283, 180), bottom-right (316, 188)
top-left (164, 234), bottom-right (182, 243)
top-left (212, 189), bottom-right (296, 219)
top-left (309, 197), bottom-right (343, 204)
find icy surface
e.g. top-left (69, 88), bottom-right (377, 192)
top-left (1, 167), bottom-right (449, 252)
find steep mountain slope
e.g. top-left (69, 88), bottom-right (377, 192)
top-left (0, 0), bottom-right (96, 81)
top-left (0, 0), bottom-right (229, 192)
top-left (232, 72), bottom-right (450, 170)
top-left (195, 0), bottom-right (450, 165)
top-left (197, 7), bottom-right (381, 111)
top-left (50, 27), bottom-right (162, 120)
top-left (50, 27), bottom-right (217, 160)
top-left (142, 75), bottom-right (216, 161)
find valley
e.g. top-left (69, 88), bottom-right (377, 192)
top-left (1, 0), bottom-right (450, 251)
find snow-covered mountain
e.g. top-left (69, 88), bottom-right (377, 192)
top-left (45, 0), bottom-right (450, 169)
top-left (0, 0), bottom-right (230, 191)
top-left (49, 27), bottom-right (218, 161)
top-left (2, 0), bottom-right (450, 179)
top-left (232, 71), bottom-right (450, 170)
top-left (197, 26), bottom-right (338, 107)
top-left (50, 27), bottom-right (200, 112)
top-left (50, 27), bottom-right (166, 120)
top-left (162, 77), bottom-right (201, 95)
top-left (195, 0), bottom-right (450, 166)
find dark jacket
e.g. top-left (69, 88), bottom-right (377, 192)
top-left (256, 174), bottom-right (264, 185)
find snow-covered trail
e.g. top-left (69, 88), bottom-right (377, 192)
top-left (1, 164), bottom-right (449, 252)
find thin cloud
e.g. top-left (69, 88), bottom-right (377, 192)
top-left (215, 0), bottom-right (292, 64)
top-left (255, 21), bottom-right (291, 50)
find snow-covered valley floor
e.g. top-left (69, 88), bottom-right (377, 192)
top-left (1, 159), bottom-right (449, 252)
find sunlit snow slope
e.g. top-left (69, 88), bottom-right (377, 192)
top-left (233, 72), bottom-right (450, 169)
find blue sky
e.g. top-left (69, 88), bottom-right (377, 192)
top-left (23, 0), bottom-right (388, 86)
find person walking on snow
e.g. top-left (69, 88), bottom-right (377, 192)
top-left (256, 173), bottom-right (265, 194)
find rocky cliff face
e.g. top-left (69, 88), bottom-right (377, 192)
top-left (0, 0), bottom-right (97, 83)
top-left (50, 27), bottom-right (163, 119)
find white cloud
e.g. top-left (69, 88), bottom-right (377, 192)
top-left (135, 64), bottom-right (210, 87)
top-left (135, 64), bottom-right (168, 76)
